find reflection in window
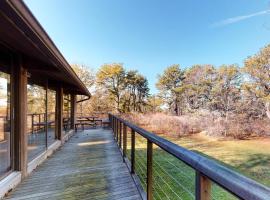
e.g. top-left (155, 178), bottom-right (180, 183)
top-left (27, 84), bottom-right (46, 161)
top-left (47, 89), bottom-right (56, 145)
top-left (0, 71), bottom-right (11, 178)
top-left (63, 94), bottom-right (71, 134)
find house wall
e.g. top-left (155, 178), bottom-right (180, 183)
top-left (0, 50), bottom-right (77, 198)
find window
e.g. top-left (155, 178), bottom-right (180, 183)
top-left (27, 84), bottom-right (46, 161)
top-left (0, 70), bottom-right (11, 178)
top-left (47, 89), bottom-right (56, 145)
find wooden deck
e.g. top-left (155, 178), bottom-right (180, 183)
top-left (5, 129), bottom-right (142, 200)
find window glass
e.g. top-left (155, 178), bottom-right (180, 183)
top-left (47, 89), bottom-right (56, 145)
top-left (0, 71), bottom-right (11, 178)
top-left (63, 94), bottom-right (71, 134)
top-left (27, 84), bottom-right (46, 161)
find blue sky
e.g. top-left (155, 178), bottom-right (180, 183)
top-left (25, 0), bottom-right (270, 94)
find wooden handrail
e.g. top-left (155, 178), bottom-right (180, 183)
top-left (109, 113), bottom-right (270, 200)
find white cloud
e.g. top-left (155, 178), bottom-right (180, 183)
top-left (211, 9), bottom-right (270, 27)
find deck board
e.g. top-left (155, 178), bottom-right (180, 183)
top-left (5, 129), bottom-right (142, 200)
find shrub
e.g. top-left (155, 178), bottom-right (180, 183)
top-left (121, 111), bottom-right (270, 139)
top-left (122, 112), bottom-right (205, 137)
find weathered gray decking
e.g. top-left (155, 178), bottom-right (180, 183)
top-left (5, 129), bottom-right (141, 200)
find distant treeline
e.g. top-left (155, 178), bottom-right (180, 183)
top-left (156, 44), bottom-right (270, 121)
top-left (73, 44), bottom-right (270, 138)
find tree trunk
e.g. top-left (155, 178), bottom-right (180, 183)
top-left (266, 102), bottom-right (270, 120)
top-left (116, 94), bottom-right (120, 113)
top-left (174, 99), bottom-right (179, 116)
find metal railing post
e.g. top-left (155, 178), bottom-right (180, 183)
top-left (147, 140), bottom-right (153, 200)
top-left (131, 129), bottom-right (135, 174)
top-left (196, 171), bottom-right (211, 200)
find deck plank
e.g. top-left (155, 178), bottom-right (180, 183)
top-left (5, 129), bottom-right (142, 200)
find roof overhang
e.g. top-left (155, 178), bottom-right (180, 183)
top-left (0, 0), bottom-right (91, 96)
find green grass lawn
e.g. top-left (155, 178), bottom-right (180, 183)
top-left (125, 132), bottom-right (270, 200)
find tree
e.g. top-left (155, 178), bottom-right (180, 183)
top-left (87, 89), bottom-right (114, 113)
top-left (72, 64), bottom-right (95, 115)
top-left (96, 63), bottom-right (125, 112)
top-left (73, 63), bottom-right (149, 114)
top-left (126, 72), bottom-right (149, 112)
top-left (211, 65), bottom-right (241, 117)
top-left (156, 64), bottom-right (185, 115)
top-left (181, 64), bottom-right (216, 111)
top-left (145, 95), bottom-right (163, 112)
top-left (72, 64), bottom-right (95, 87)
top-left (243, 44), bottom-right (270, 120)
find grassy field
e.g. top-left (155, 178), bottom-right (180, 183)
top-left (172, 133), bottom-right (270, 187)
top-left (125, 132), bottom-right (270, 200)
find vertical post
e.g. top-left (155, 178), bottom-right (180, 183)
top-left (45, 80), bottom-right (48, 148)
top-left (113, 117), bottom-right (115, 135)
top-left (123, 124), bottom-right (127, 162)
top-left (119, 121), bottom-right (122, 149)
top-left (70, 94), bottom-right (76, 130)
top-left (38, 114), bottom-right (41, 130)
top-left (147, 140), bottom-right (153, 200)
top-left (131, 129), bottom-right (135, 174)
top-left (108, 114), bottom-right (110, 128)
top-left (56, 86), bottom-right (63, 141)
top-left (116, 119), bottom-right (118, 142)
top-left (31, 114), bottom-right (34, 134)
top-left (12, 58), bottom-right (28, 177)
top-left (43, 113), bottom-right (46, 131)
top-left (111, 115), bottom-right (113, 130)
top-left (109, 114), bottom-right (112, 128)
top-left (196, 171), bottom-right (211, 200)
top-left (112, 116), bottom-right (115, 136)
top-left (113, 117), bottom-right (116, 138)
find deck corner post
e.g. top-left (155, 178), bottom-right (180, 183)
top-left (147, 140), bottom-right (153, 200)
top-left (196, 171), bottom-right (211, 200)
top-left (131, 129), bottom-right (135, 174)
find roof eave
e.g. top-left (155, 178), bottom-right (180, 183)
top-left (5, 0), bottom-right (91, 97)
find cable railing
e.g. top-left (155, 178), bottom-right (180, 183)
top-left (109, 113), bottom-right (270, 200)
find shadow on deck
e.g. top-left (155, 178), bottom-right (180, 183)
top-left (5, 129), bottom-right (142, 200)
